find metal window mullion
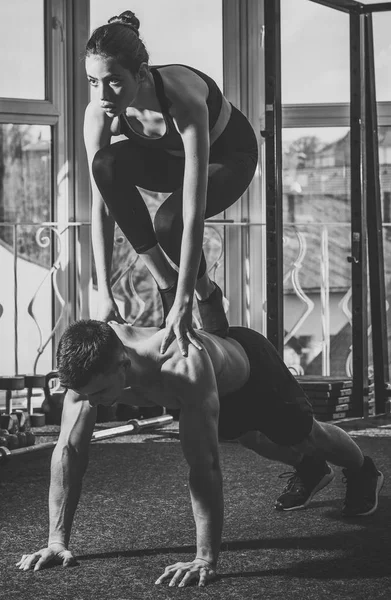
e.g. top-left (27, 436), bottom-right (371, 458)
top-left (364, 13), bottom-right (389, 414)
top-left (71, 0), bottom-right (91, 320)
top-left (223, 0), bottom-right (244, 326)
top-left (309, 0), bottom-right (362, 14)
top-left (264, 0), bottom-right (283, 353)
top-left (349, 12), bottom-right (368, 417)
top-left (50, 0), bottom-right (71, 356)
top-left (366, 4), bottom-right (391, 14)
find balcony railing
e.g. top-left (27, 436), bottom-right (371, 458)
top-left (1, 219), bottom-right (386, 384)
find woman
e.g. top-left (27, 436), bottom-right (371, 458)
top-left (84, 10), bottom-right (258, 356)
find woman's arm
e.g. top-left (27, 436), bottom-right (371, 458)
top-left (160, 70), bottom-right (210, 354)
top-left (84, 103), bottom-right (124, 322)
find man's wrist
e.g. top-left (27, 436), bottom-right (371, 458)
top-left (48, 539), bottom-right (67, 549)
top-left (195, 556), bottom-right (217, 568)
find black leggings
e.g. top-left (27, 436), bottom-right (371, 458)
top-left (92, 105), bottom-right (258, 278)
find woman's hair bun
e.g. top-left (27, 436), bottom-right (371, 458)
top-left (108, 10), bottom-right (140, 35)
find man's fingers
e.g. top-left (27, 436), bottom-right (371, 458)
top-left (18, 553), bottom-right (39, 571)
top-left (34, 556), bottom-right (47, 571)
top-left (198, 568), bottom-right (208, 587)
top-left (155, 563), bottom-right (181, 584)
top-left (62, 552), bottom-right (76, 567)
top-left (155, 570), bottom-right (173, 584)
top-left (169, 568), bottom-right (184, 587)
top-left (178, 571), bottom-right (195, 587)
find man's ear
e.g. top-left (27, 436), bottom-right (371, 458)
top-left (118, 348), bottom-right (131, 369)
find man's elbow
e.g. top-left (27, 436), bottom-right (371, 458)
top-left (52, 439), bottom-right (89, 475)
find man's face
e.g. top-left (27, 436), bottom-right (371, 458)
top-left (75, 354), bottom-right (128, 407)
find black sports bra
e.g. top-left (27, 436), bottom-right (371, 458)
top-left (119, 64), bottom-right (223, 151)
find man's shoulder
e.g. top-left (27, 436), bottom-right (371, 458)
top-left (109, 322), bottom-right (161, 347)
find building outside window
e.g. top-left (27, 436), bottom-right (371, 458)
top-left (281, 0), bottom-right (391, 377)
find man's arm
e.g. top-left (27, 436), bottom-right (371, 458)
top-left (16, 389), bottom-right (96, 571)
top-left (156, 348), bottom-right (222, 587)
top-left (48, 389), bottom-right (97, 547)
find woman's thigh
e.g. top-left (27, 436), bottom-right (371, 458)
top-left (205, 152), bottom-right (258, 218)
top-left (155, 150), bottom-right (258, 226)
top-left (94, 140), bottom-right (185, 193)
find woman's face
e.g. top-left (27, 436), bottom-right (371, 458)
top-left (85, 55), bottom-right (139, 116)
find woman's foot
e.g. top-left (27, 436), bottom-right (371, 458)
top-left (196, 282), bottom-right (229, 338)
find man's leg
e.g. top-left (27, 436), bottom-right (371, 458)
top-left (239, 430), bottom-right (303, 466)
top-left (239, 429), bottom-right (335, 511)
top-left (293, 419), bottom-right (384, 517)
top-left (240, 421), bottom-right (384, 516)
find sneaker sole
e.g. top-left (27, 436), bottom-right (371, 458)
top-left (275, 468), bottom-right (335, 511)
top-left (342, 471), bottom-right (384, 517)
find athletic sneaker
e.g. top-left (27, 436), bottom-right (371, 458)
top-left (275, 457), bottom-right (335, 511)
top-left (342, 455), bottom-right (384, 517)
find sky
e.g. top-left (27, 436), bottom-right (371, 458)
top-left (0, 0), bottom-right (390, 117)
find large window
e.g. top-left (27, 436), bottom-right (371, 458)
top-left (0, 1), bottom-right (88, 381)
top-left (280, 0), bottom-right (391, 377)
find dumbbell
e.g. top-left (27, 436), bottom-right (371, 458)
top-left (0, 376), bottom-right (25, 449)
top-left (0, 410), bottom-right (36, 449)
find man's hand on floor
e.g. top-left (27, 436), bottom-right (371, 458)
top-left (16, 543), bottom-right (76, 571)
top-left (155, 558), bottom-right (217, 587)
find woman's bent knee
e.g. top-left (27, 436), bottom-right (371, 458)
top-left (92, 141), bottom-right (135, 185)
top-left (91, 145), bottom-right (117, 184)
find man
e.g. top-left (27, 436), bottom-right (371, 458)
top-left (16, 320), bottom-right (383, 587)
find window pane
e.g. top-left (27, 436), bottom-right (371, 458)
top-left (0, 0), bottom-right (45, 100)
top-left (283, 127), bottom-right (351, 223)
top-left (281, 0), bottom-right (391, 105)
top-left (282, 127), bottom-right (352, 377)
top-left (0, 125), bottom-right (51, 224)
top-left (281, 0), bottom-right (350, 104)
top-left (374, 12), bottom-right (391, 101)
top-left (0, 125), bottom-right (53, 377)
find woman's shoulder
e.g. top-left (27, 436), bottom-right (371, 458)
top-left (153, 64), bottom-right (210, 108)
top-left (84, 101), bottom-right (121, 137)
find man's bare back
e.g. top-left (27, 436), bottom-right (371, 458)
top-left (107, 322), bottom-right (251, 408)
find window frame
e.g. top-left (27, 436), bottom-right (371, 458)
top-left (0, 0), bottom-right (90, 372)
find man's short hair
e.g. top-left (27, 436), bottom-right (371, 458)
top-left (56, 319), bottom-right (121, 389)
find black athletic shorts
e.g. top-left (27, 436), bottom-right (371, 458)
top-left (218, 327), bottom-right (314, 446)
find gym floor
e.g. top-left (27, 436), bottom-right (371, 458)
top-left (1, 419), bottom-right (390, 600)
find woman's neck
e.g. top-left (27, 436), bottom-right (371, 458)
top-left (127, 71), bottom-right (159, 112)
